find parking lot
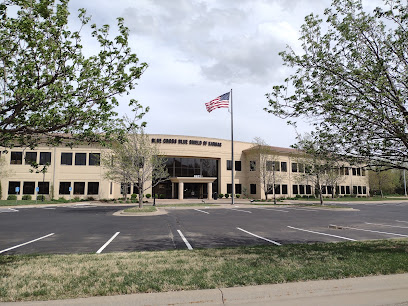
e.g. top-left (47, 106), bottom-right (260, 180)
top-left (0, 202), bottom-right (407, 254)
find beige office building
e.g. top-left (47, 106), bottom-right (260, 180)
top-left (0, 134), bottom-right (369, 200)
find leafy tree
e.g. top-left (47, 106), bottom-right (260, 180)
top-left (102, 117), bottom-right (169, 208)
top-left (266, 0), bottom-right (408, 170)
top-left (0, 0), bottom-right (147, 148)
top-left (368, 167), bottom-right (400, 197)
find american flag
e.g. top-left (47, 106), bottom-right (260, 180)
top-left (205, 92), bottom-right (230, 113)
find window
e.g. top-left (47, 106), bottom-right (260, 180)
top-left (74, 182), bottom-right (85, 195)
top-left (322, 186), bottom-right (327, 194)
top-left (345, 167), bottom-right (350, 175)
top-left (40, 152), bottom-right (51, 165)
top-left (89, 153), bottom-right (100, 166)
top-left (75, 153), bottom-right (86, 165)
top-left (59, 182), bottom-right (71, 194)
top-left (23, 182), bottom-right (35, 194)
top-left (61, 153), bottom-right (72, 165)
top-left (282, 184), bottom-right (288, 195)
top-left (88, 182), bottom-right (99, 195)
top-left (235, 184), bottom-right (242, 195)
top-left (250, 161), bottom-right (256, 171)
top-left (346, 186), bottom-right (351, 195)
top-left (327, 186), bottom-right (333, 195)
top-left (306, 185), bottom-right (312, 195)
top-left (274, 161), bottom-right (280, 171)
top-left (8, 181), bottom-right (20, 194)
top-left (10, 152), bottom-right (22, 164)
top-left (281, 162), bottom-right (287, 172)
top-left (274, 184), bottom-right (281, 194)
top-left (266, 161), bottom-right (273, 171)
top-left (357, 186), bottom-right (362, 194)
top-left (267, 184), bottom-right (274, 194)
top-left (341, 186), bottom-right (345, 194)
top-left (38, 182), bottom-right (50, 194)
top-left (357, 168), bottom-right (361, 176)
top-left (362, 169), bottom-right (366, 176)
top-left (250, 184), bottom-right (256, 194)
top-left (292, 185), bottom-right (298, 194)
top-left (299, 163), bottom-right (305, 173)
top-left (363, 186), bottom-right (367, 194)
top-left (299, 185), bottom-right (305, 194)
top-left (353, 186), bottom-right (358, 194)
top-left (235, 161), bottom-right (241, 171)
top-left (292, 163), bottom-right (298, 172)
top-left (227, 160), bottom-right (232, 170)
top-left (121, 183), bottom-right (131, 195)
top-left (352, 168), bottom-right (357, 176)
top-left (25, 152), bottom-right (37, 165)
top-left (227, 184), bottom-right (232, 194)
top-left (133, 184), bottom-right (139, 195)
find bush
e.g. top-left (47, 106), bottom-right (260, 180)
top-left (146, 194), bottom-right (151, 199)
top-left (236, 194), bottom-right (240, 198)
top-left (22, 195), bottom-right (32, 200)
top-left (225, 194), bottom-right (230, 198)
top-left (7, 195), bottom-right (17, 200)
top-left (131, 193), bottom-right (138, 199)
top-left (218, 193), bottom-right (224, 198)
top-left (159, 194), bottom-right (165, 199)
top-left (73, 197), bottom-right (80, 202)
top-left (295, 194), bottom-right (302, 198)
top-left (37, 195), bottom-right (46, 201)
top-left (86, 196), bottom-right (95, 201)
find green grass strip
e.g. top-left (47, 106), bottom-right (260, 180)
top-left (0, 239), bottom-right (407, 302)
top-left (123, 206), bottom-right (157, 213)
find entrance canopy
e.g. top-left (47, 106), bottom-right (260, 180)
top-left (170, 177), bottom-right (217, 200)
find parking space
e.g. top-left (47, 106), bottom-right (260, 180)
top-left (0, 202), bottom-right (407, 254)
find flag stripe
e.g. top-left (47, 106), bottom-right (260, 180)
top-left (205, 92), bottom-right (230, 113)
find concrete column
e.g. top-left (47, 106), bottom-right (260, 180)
top-left (207, 182), bottom-right (212, 200)
top-left (178, 182), bottom-right (184, 200)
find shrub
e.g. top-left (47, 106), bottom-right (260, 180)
top-left (131, 193), bottom-right (138, 199)
top-left (7, 195), bottom-right (17, 200)
top-left (218, 194), bottom-right (224, 198)
top-left (236, 194), bottom-right (241, 198)
top-left (295, 194), bottom-right (302, 198)
top-left (73, 197), bottom-right (80, 202)
top-left (37, 195), bottom-right (46, 201)
top-left (225, 194), bottom-right (230, 198)
top-left (22, 195), bottom-right (32, 200)
top-left (159, 194), bottom-right (165, 199)
top-left (86, 196), bottom-right (95, 201)
top-left (146, 194), bottom-right (151, 199)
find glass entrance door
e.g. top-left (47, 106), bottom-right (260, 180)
top-left (183, 183), bottom-right (207, 199)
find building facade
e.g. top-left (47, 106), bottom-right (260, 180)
top-left (0, 134), bottom-right (369, 200)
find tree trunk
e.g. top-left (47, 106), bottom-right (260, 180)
top-left (138, 178), bottom-right (143, 208)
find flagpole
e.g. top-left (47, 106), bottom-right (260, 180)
top-left (231, 88), bottom-right (234, 205)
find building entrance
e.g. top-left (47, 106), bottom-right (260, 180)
top-left (184, 183), bottom-right (207, 199)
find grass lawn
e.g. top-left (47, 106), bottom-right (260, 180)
top-left (123, 206), bottom-right (158, 213)
top-left (0, 239), bottom-right (407, 302)
top-left (156, 203), bottom-right (220, 207)
top-left (0, 199), bottom-right (76, 207)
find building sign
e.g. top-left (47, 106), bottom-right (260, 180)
top-left (151, 138), bottom-right (222, 147)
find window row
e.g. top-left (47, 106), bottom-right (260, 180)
top-left (226, 184), bottom-right (242, 194)
top-left (59, 182), bottom-right (99, 195)
top-left (9, 151), bottom-right (100, 166)
top-left (246, 161), bottom-right (288, 172)
top-left (226, 160), bottom-right (242, 171)
top-left (8, 181), bottom-right (50, 194)
top-left (10, 152), bottom-right (51, 165)
top-left (61, 153), bottom-right (100, 166)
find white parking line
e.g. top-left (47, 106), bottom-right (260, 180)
top-left (96, 232), bottom-right (120, 254)
top-left (285, 207), bottom-right (317, 212)
top-left (237, 227), bottom-right (281, 245)
top-left (194, 209), bottom-right (209, 214)
top-left (229, 208), bottom-right (252, 213)
top-left (396, 220), bottom-right (408, 224)
top-left (330, 225), bottom-right (408, 238)
top-left (365, 222), bottom-right (408, 229)
top-left (177, 230), bottom-right (193, 250)
top-left (288, 226), bottom-right (356, 241)
top-left (0, 233), bottom-right (55, 254)
top-left (252, 207), bottom-right (289, 213)
top-left (8, 208), bottom-right (19, 212)
top-left (42, 207), bottom-right (56, 210)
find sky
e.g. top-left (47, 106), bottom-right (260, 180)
top-left (66, 0), bottom-right (384, 148)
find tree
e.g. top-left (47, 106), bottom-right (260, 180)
top-left (266, 0), bottom-right (408, 170)
top-left (28, 160), bottom-right (50, 201)
top-left (0, 155), bottom-right (11, 199)
top-left (102, 118), bottom-right (169, 208)
top-left (0, 0), bottom-right (147, 148)
top-left (293, 135), bottom-right (343, 205)
top-left (368, 167), bottom-right (400, 197)
top-left (251, 137), bottom-right (283, 204)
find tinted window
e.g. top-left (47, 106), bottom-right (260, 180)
top-left (10, 152), bottom-right (22, 164)
top-left (250, 184), bottom-right (256, 194)
top-left (235, 161), bottom-right (241, 171)
top-left (38, 182), bottom-right (50, 194)
top-left (59, 182), bottom-right (71, 194)
top-left (281, 162), bottom-right (287, 172)
top-left (61, 153), bottom-right (72, 165)
top-left (227, 160), bottom-right (232, 170)
top-left (74, 182), bottom-right (85, 195)
top-left (89, 153), bottom-right (100, 166)
top-left (23, 181), bottom-right (35, 194)
top-left (293, 185), bottom-right (298, 194)
top-left (282, 184), bottom-right (288, 194)
top-left (25, 152), bottom-right (37, 165)
top-left (227, 184), bottom-right (232, 194)
top-left (250, 161), bottom-right (256, 171)
top-left (235, 184), bottom-right (242, 194)
top-left (40, 152), bottom-right (51, 165)
top-left (8, 181), bottom-right (20, 194)
top-left (292, 163), bottom-right (298, 172)
top-left (88, 182), bottom-right (99, 195)
top-left (75, 153), bottom-right (86, 165)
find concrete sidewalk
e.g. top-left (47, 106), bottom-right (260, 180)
top-left (3, 274), bottom-right (408, 306)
